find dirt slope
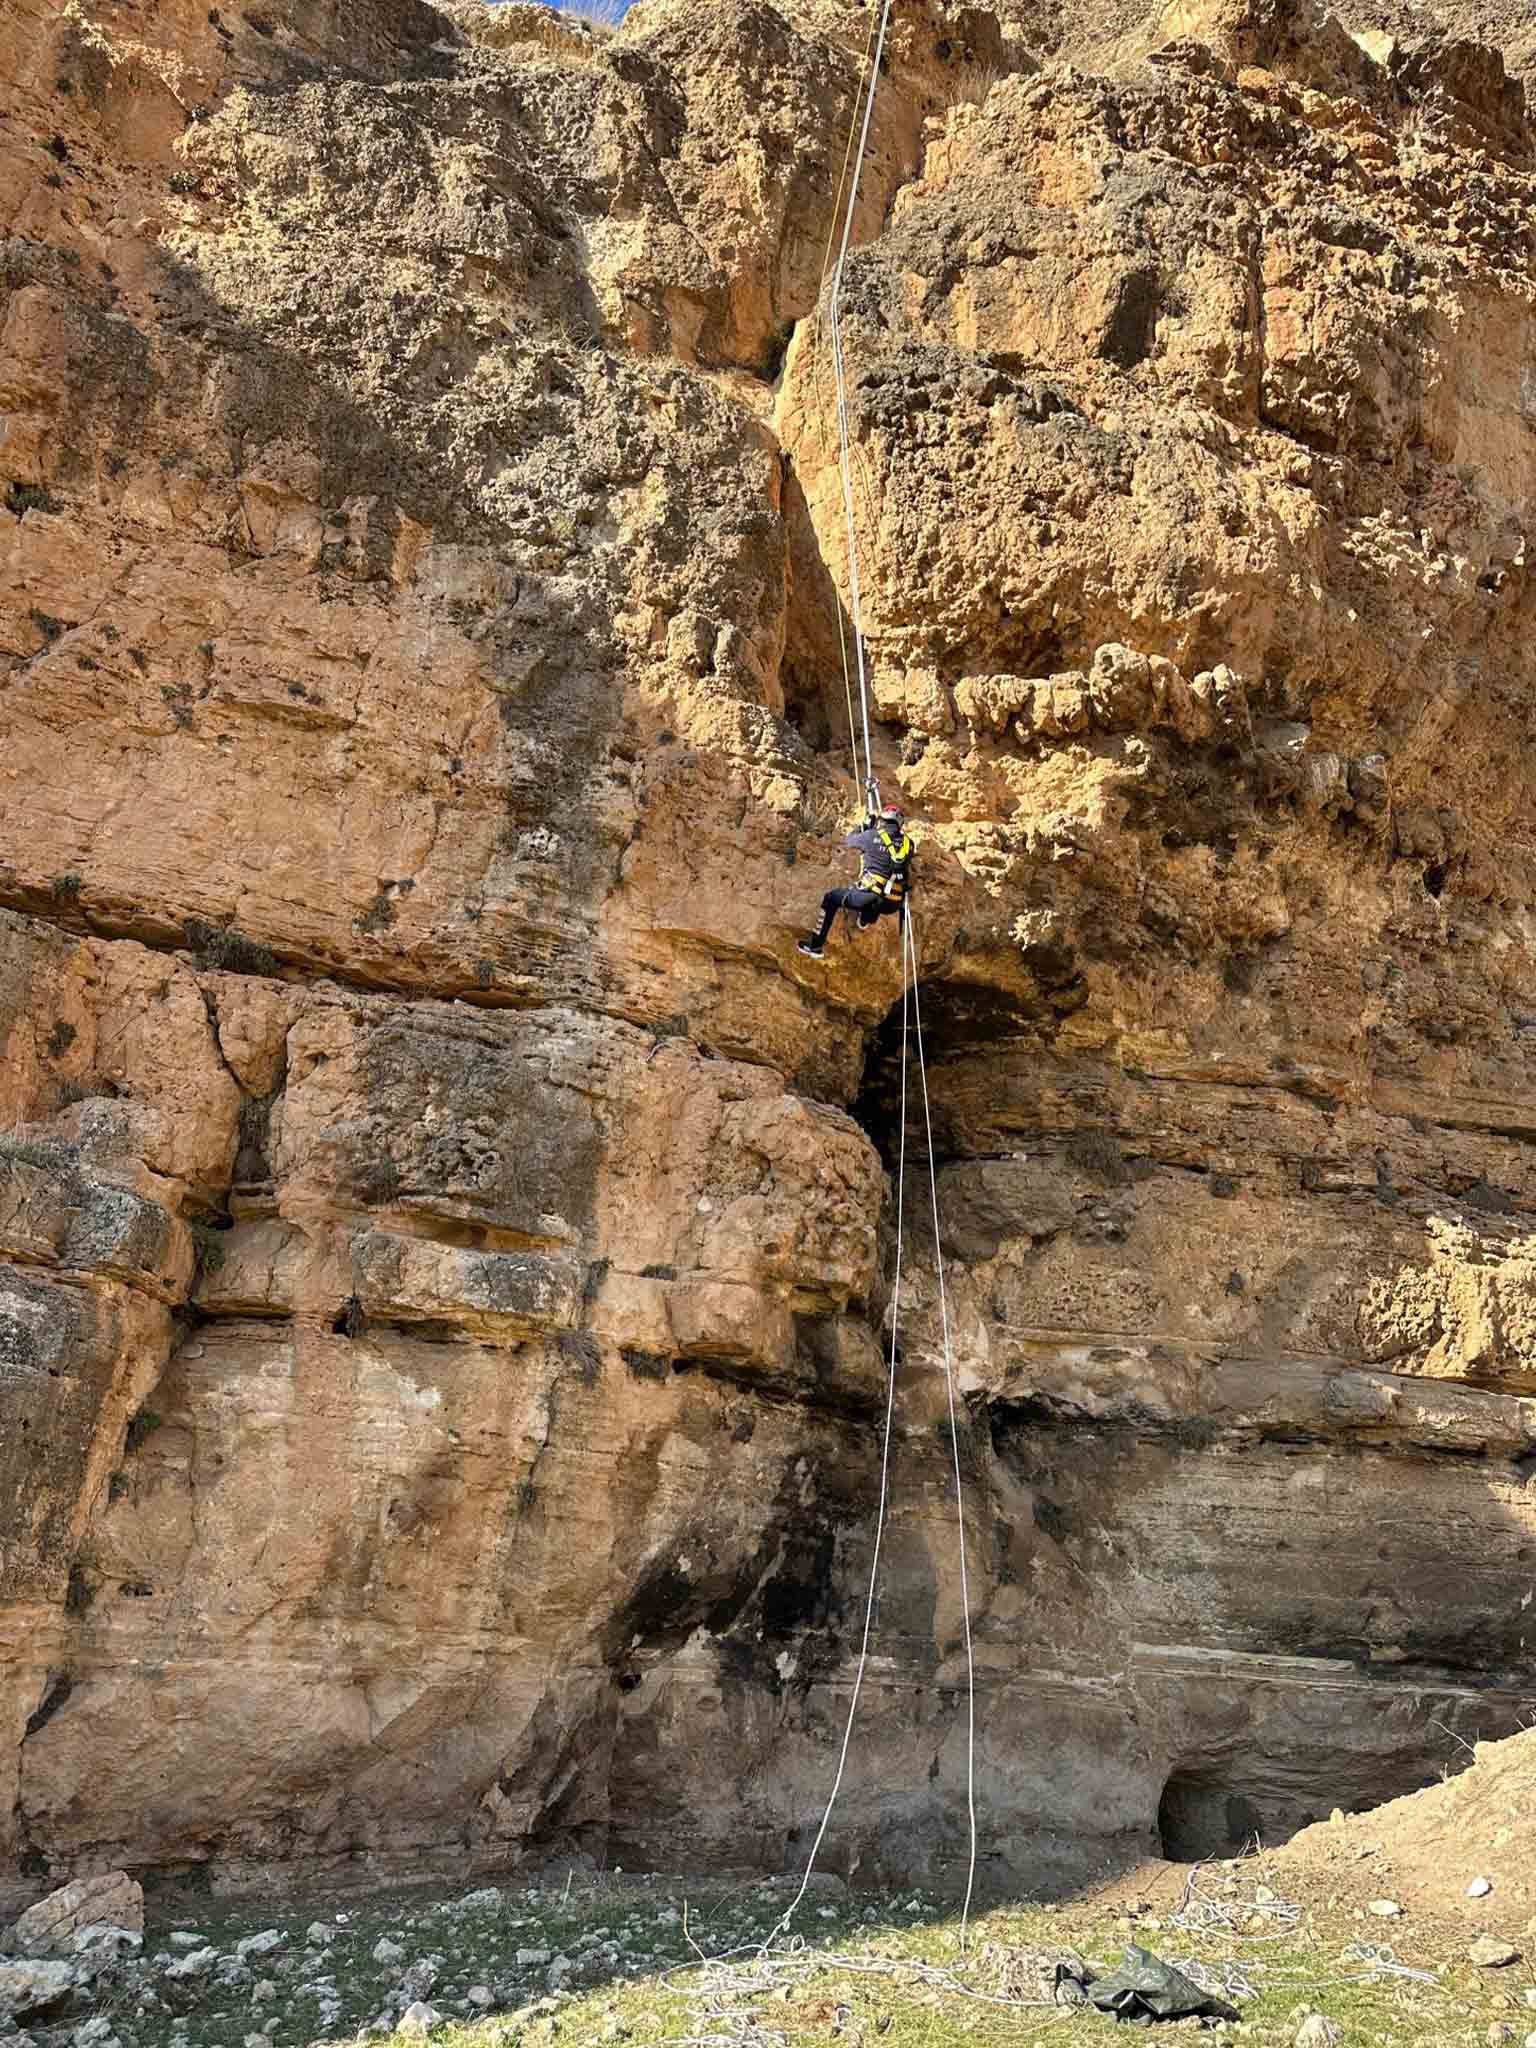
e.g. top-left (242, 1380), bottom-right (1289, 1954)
top-left (1270, 1726), bottom-right (1536, 1940)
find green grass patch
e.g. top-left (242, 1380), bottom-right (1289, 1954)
top-left (0, 1132), bottom-right (70, 1171)
top-left (8, 481), bottom-right (60, 516)
top-left (105, 1872), bottom-right (1532, 2048)
top-left (191, 1219), bottom-right (229, 1273)
top-left (78, 1859), bottom-right (1531, 2048)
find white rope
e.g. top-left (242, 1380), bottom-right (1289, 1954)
top-left (825, 0), bottom-right (894, 800)
top-left (774, 940), bottom-right (910, 1936)
top-left (777, 912), bottom-right (979, 1950)
top-left (778, 0), bottom-right (986, 1950)
top-left (806, 13), bottom-right (880, 802)
top-left (907, 909), bottom-right (979, 1943)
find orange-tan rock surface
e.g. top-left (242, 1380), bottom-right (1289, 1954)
top-left (4, 0), bottom-right (1536, 1906)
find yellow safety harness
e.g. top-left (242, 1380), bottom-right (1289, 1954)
top-left (859, 826), bottom-right (913, 902)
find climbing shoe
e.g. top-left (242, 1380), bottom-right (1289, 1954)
top-left (797, 940), bottom-right (825, 958)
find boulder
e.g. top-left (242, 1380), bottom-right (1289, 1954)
top-left (10, 1875), bottom-right (143, 1958)
top-left (0, 1959), bottom-right (81, 2021)
top-left (1470, 1936), bottom-right (1522, 1969)
top-left (162, 1947), bottom-right (219, 1981)
top-left (70, 1928), bottom-right (142, 1967)
top-left (400, 1962), bottom-right (439, 2003)
top-left (235, 1930), bottom-right (283, 1960)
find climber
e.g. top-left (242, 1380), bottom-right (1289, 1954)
top-left (797, 798), bottom-right (913, 959)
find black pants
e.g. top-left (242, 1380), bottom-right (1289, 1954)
top-left (810, 886), bottom-right (901, 946)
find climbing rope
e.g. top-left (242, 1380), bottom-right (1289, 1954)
top-left (825, 0), bottom-right (895, 802)
top-left (777, 909), bottom-right (979, 1947)
top-left (780, 0), bottom-right (981, 1955)
top-left (775, 946), bottom-right (910, 1936)
top-left (907, 909), bottom-right (979, 1940)
top-left (807, 10), bottom-right (881, 804)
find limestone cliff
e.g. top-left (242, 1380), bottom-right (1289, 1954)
top-left (3, 0), bottom-right (1536, 1906)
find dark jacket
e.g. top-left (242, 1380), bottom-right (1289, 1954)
top-left (845, 817), bottom-right (914, 892)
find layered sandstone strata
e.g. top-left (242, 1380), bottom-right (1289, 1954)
top-left (3, 0), bottom-right (1536, 1903)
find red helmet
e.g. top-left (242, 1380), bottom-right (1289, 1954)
top-left (879, 801), bottom-right (905, 821)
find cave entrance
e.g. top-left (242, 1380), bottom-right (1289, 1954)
top-left (850, 974), bottom-right (1040, 1168)
top-left (1154, 1739), bottom-right (1463, 1863)
top-left (1157, 1770), bottom-right (1266, 1859)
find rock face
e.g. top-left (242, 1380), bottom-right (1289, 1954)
top-left (4, 0), bottom-right (1536, 1904)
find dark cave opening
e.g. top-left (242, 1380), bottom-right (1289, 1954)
top-left (1155, 1740), bottom-right (1468, 1862)
top-left (1101, 267), bottom-right (1163, 372)
top-left (850, 974), bottom-right (1039, 1167)
top-left (1156, 1770), bottom-right (1266, 1859)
